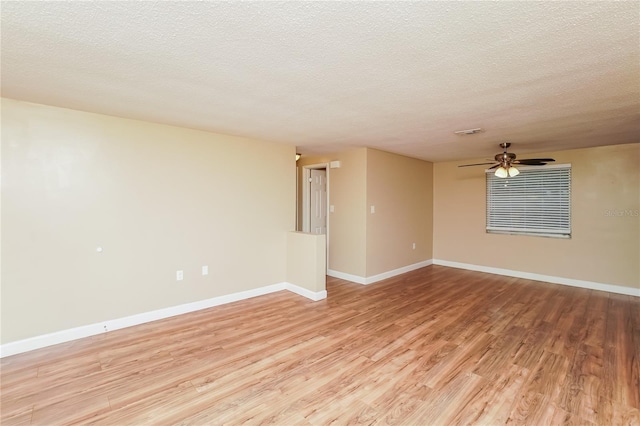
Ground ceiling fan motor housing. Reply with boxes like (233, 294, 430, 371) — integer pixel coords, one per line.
(495, 152, 516, 164)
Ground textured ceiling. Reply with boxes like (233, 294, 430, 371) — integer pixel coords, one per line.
(1, 2, 639, 162)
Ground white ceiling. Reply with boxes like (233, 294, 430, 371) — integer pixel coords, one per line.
(2, 2, 639, 162)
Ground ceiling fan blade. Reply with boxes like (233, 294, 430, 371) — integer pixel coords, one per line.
(458, 162, 496, 167)
(514, 161, 547, 166)
(519, 158, 555, 162)
(488, 164, 500, 170)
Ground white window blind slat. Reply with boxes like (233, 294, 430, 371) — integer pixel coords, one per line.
(486, 165, 571, 237)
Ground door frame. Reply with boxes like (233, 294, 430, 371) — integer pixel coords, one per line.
(302, 163, 330, 268)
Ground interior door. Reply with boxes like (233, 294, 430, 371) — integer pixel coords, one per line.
(309, 169, 327, 234)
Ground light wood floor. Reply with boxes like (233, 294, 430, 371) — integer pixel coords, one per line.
(1, 266, 639, 425)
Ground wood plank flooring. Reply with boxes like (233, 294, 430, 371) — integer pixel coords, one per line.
(1, 265, 639, 425)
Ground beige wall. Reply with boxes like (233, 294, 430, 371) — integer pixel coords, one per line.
(326, 148, 368, 277)
(302, 147, 434, 278)
(286, 232, 326, 293)
(433, 143, 640, 290)
(1, 98, 295, 343)
(366, 149, 433, 276)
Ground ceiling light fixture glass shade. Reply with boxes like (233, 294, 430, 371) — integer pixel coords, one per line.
(507, 166, 520, 177)
(296, 153, 301, 161)
(494, 166, 509, 178)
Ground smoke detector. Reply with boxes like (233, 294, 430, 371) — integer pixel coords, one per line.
(454, 128, 483, 135)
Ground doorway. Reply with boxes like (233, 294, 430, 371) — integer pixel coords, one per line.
(302, 163, 330, 268)
(309, 168, 327, 234)
(302, 164, 328, 234)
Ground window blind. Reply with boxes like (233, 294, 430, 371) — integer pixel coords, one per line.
(486, 165, 571, 237)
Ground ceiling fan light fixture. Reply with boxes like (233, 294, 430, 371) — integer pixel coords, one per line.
(494, 166, 509, 178)
(508, 166, 520, 177)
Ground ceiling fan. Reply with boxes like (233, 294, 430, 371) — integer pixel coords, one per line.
(458, 143, 555, 178)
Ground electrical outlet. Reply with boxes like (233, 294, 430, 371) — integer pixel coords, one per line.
(412, 243, 416, 250)
(370, 205, 376, 214)
(202, 265, 209, 276)
(177, 270, 184, 281)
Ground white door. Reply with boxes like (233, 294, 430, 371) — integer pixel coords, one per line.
(309, 169, 327, 234)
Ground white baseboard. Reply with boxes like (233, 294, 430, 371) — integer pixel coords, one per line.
(5, 259, 634, 358)
(365, 259, 434, 284)
(327, 269, 367, 284)
(284, 283, 327, 301)
(328, 259, 433, 285)
(432, 259, 640, 297)
(0, 282, 326, 358)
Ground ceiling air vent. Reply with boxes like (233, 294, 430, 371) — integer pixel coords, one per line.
(454, 128, 483, 135)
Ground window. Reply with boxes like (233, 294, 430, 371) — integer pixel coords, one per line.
(486, 165, 571, 238)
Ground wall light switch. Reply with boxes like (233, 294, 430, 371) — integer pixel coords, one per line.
(412, 243, 416, 250)
(330, 205, 335, 213)
(177, 270, 184, 281)
(370, 205, 376, 214)
(202, 265, 209, 276)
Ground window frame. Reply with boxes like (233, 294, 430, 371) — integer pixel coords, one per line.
(485, 164, 572, 239)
